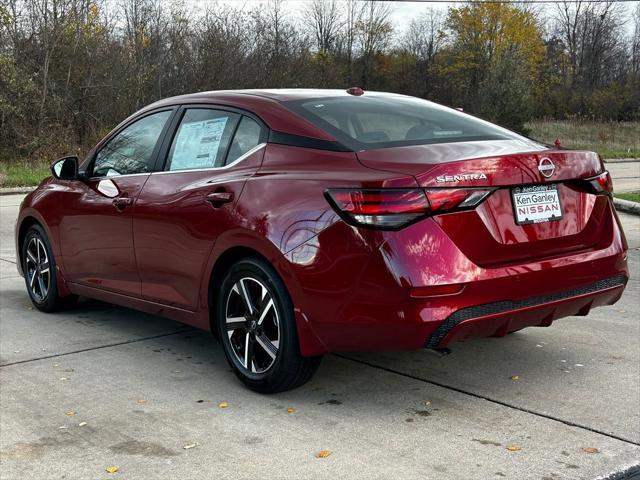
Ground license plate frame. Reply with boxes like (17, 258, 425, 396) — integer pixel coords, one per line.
(511, 184, 563, 225)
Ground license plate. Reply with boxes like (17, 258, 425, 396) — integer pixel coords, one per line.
(511, 184, 563, 225)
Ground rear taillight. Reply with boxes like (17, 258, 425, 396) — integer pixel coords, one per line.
(588, 171, 613, 194)
(325, 188, 494, 229)
(571, 171, 613, 195)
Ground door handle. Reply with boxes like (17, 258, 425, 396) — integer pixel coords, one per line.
(112, 197, 132, 210)
(205, 191, 234, 206)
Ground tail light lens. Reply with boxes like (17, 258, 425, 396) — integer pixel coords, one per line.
(570, 171, 613, 195)
(325, 188, 494, 229)
(588, 171, 613, 194)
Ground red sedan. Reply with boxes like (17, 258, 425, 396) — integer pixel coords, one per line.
(15, 89, 628, 392)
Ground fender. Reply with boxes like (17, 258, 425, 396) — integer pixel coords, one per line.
(16, 204, 74, 298)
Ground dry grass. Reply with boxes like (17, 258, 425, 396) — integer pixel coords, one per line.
(526, 120, 640, 159)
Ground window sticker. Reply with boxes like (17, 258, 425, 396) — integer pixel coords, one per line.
(170, 117, 228, 170)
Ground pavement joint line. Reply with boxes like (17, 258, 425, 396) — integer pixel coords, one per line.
(0, 257, 16, 264)
(0, 328, 195, 367)
(336, 354, 640, 447)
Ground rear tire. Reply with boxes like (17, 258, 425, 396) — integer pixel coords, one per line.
(216, 258, 321, 393)
(22, 224, 77, 312)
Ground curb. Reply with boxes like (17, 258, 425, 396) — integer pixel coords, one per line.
(604, 158, 639, 164)
(0, 187, 36, 196)
(613, 197, 640, 216)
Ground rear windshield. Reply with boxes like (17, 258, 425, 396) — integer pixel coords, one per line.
(284, 95, 525, 150)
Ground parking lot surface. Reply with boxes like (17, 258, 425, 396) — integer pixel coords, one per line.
(1, 193, 639, 480)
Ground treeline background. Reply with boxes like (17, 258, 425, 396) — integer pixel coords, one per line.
(1, 0, 639, 163)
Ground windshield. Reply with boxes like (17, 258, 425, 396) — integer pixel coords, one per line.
(284, 95, 527, 150)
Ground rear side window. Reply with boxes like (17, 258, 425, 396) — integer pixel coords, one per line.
(284, 96, 525, 150)
(166, 109, 239, 171)
(226, 116, 263, 165)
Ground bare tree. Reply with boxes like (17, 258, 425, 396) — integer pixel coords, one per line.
(302, 0, 342, 54)
(356, 0, 392, 87)
(554, 0, 626, 88)
(340, 0, 363, 85)
(632, 3, 640, 75)
(403, 8, 444, 62)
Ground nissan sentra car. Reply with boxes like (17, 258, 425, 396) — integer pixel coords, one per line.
(15, 88, 629, 392)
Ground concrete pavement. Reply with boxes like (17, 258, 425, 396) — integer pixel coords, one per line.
(607, 160, 640, 193)
(0, 193, 639, 480)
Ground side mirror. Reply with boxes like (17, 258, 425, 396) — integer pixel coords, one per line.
(51, 156, 81, 181)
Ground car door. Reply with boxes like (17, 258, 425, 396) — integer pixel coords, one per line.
(59, 109, 175, 296)
(133, 106, 267, 310)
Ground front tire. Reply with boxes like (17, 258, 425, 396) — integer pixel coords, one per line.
(22, 224, 76, 312)
(216, 258, 321, 393)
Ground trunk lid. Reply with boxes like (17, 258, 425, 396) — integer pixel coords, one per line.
(357, 141, 610, 267)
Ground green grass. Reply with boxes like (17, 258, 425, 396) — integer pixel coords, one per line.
(614, 191, 640, 203)
(0, 161, 50, 188)
(525, 120, 640, 159)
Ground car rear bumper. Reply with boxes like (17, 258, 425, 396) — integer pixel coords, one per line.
(303, 246, 628, 353)
(288, 213, 627, 354)
(426, 273, 626, 348)
(284, 197, 628, 355)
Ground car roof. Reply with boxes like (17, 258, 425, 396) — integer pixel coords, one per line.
(151, 88, 394, 104)
(136, 89, 399, 142)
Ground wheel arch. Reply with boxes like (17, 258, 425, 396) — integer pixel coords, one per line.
(17, 216, 41, 259)
(204, 240, 327, 357)
(207, 245, 271, 336)
(15, 212, 73, 297)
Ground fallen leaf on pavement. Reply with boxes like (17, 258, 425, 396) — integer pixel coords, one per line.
(582, 447, 599, 454)
(510, 375, 520, 381)
(137, 399, 147, 405)
(64, 411, 76, 416)
(315, 450, 332, 458)
(218, 401, 229, 409)
(78, 422, 87, 427)
(506, 446, 521, 452)
(287, 407, 296, 414)
(105, 466, 119, 474)
(183, 443, 197, 450)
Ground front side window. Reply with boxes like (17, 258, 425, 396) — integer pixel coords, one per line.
(93, 110, 171, 177)
(166, 109, 239, 171)
(284, 95, 529, 150)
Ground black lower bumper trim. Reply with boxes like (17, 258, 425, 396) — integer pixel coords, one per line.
(425, 274, 627, 348)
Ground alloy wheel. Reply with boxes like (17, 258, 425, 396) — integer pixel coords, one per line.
(225, 277, 280, 374)
(25, 237, 50, 303)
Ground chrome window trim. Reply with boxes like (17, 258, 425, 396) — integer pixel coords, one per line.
(151, 143, 266, 176)
(87, 172, 151, 181)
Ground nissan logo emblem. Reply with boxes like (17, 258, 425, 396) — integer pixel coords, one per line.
(538, 157, 556, 178)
